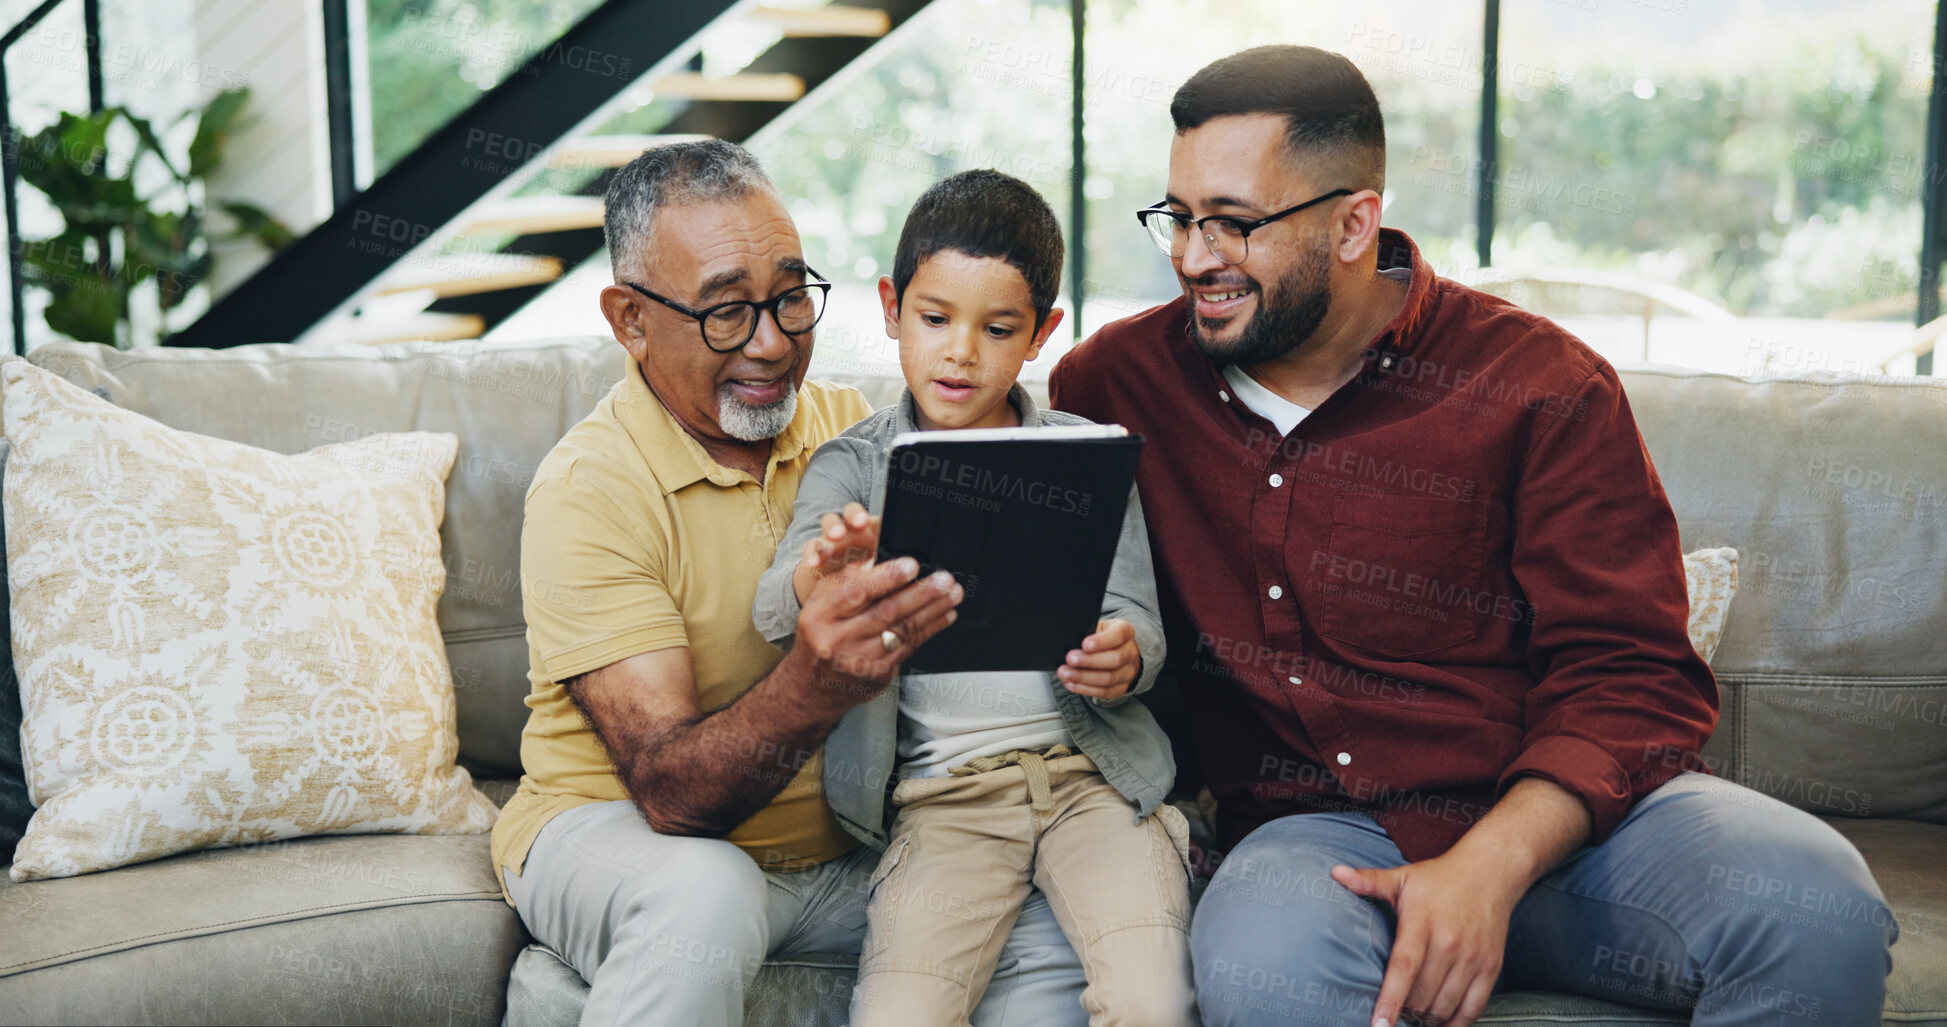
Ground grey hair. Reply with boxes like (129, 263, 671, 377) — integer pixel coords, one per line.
(603, 139, 775, 277)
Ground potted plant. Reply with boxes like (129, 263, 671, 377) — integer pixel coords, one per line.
(15, 87, 292, 348)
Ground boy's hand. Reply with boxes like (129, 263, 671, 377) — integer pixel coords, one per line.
(792, 502, 881, 603)
(1057, 618, 1140, 699)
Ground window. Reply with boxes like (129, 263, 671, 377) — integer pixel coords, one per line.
(1495, 0, 1934, 374)
(363, 0, 607, 176)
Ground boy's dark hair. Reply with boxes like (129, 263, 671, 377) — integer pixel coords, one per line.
(891, 169, 1064, 326)
(1171, 46, 1386, 192)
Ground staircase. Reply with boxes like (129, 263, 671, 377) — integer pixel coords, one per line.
(166, 0, 934, 350)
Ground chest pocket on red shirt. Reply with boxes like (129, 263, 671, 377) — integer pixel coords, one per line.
(1312, 493, 1488, 659)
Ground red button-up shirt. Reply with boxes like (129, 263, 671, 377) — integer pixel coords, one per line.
(1049, 229, 1716, 861)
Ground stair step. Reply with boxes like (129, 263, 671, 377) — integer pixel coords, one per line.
(547, 134, 715, 169)
(651, 71, 806, 102)
(455, 196, 606, 238)
(374, 253, 565, 298)
(352, 312, 486, 346)
(747, 4, 890, 37)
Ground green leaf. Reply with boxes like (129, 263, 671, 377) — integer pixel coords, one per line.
(123, 214, 179, 281)
(121, 109, 184, 182)
(21, 230, 100, 287)
(15, 112, 112, 206)
(42, 276, 124, 346)
(188, 88, 252, 178)
(155, 250, 213, 314)
(217, 200, 295, 251)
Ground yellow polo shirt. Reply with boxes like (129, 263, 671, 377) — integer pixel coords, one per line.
(491, 360, 870, 898)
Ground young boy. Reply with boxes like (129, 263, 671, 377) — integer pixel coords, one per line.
(752, 170, 1195, 1026)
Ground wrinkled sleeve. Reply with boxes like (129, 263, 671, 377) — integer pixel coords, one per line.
(752, 436, 878, 648)
(1500, 364, 1718, 842)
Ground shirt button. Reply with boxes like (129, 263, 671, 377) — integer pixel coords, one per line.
(1336, 752, 1352, 766)
(1268, 473, 1284, 487)
(1267, 585, 1283, 600)
(1288, 676, 1302, 685)
(1218, 389, 1231, 403)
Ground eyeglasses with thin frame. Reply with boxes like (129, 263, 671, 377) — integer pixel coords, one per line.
(623, 271, 832, 353)
(1135, 188, 1354, 265)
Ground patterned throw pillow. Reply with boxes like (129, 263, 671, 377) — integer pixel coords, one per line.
(1683, 547, 1739, 664)
(4, 363, 496, 881)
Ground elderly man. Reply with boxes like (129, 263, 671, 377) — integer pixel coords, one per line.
(1051, 47, 1896, 1027)
(491, 140, 1085, 1026)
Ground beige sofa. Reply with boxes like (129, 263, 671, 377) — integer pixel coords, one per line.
(0, 336, 1939, 1025)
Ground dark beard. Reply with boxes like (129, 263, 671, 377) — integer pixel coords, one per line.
(1187, 245, 1331, 366)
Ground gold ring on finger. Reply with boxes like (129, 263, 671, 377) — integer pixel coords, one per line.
(881, 629, 902, 652)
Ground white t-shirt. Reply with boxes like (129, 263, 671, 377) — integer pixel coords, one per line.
(1223, 267, 1411, 435)
(1222, 363, 1311, 436)
(896, 672, 1070, 778)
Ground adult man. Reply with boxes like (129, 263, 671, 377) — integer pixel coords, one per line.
(492, 140, 1086, 1025)
(1051, 47, 1895, 1027)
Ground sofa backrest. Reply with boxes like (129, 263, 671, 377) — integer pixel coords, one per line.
(1619, 364, 1947, 824)
(5, 342, 1939, 826)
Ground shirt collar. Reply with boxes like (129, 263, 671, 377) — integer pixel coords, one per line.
(1364, 228, 1437, 367)
(893, 381, 1040, 433)
(615, 360, 812, 496)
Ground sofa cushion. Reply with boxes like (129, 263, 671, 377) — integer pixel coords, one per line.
(24, 338, 628, 778)
(507, 942, 862, 1027)
(0, 833, 523, 1024)
(1619, 365, 1947, 825)
(1827, 818, 1947, 1025)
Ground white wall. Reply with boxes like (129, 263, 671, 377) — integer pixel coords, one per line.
(194, 0, 335, 299)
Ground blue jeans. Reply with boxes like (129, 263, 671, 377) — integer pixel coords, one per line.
(1190, 774, 1896, 1025)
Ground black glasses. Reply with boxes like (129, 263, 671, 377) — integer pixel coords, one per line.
(1136, 189, 1353, 265)
(623, 272, 831, 353)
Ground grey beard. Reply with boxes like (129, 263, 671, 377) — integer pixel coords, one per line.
(1189, 245, 1332, 367)
(716, 381, 799, 442)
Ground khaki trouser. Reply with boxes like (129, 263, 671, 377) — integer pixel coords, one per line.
(852, 749, 1197, 1027)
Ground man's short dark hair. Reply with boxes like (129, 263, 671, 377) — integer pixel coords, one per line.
(604, 139, 773, 277)
(891, 169, 1064, 326)
(1170, 46, 1386, 192)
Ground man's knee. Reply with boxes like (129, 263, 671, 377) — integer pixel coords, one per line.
(609, 838, 773, 989)
(624, 836, 770, 926)
(1648, 779, 1896, 974)
(1191, 826, 1387, 1020)
(1706, 822, 1893, 956)
(1195, 827, 1376, 946)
